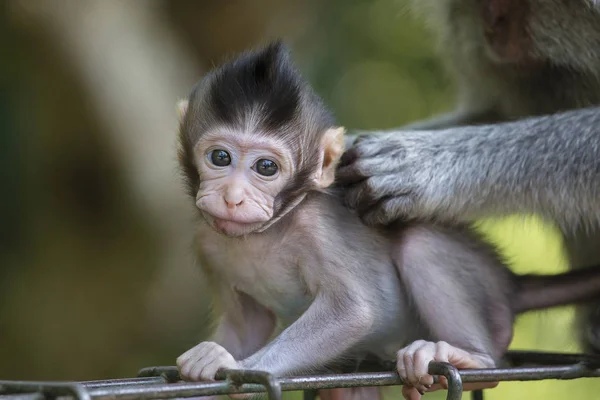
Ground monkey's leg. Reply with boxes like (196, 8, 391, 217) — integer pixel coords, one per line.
(391, 225, 513, 399)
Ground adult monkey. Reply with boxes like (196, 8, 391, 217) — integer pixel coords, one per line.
(338, 0, 600, 353)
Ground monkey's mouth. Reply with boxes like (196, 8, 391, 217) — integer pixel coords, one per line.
(201, 212, 265, 237)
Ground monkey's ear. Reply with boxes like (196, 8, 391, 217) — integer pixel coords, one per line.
(314, 127, 346, 189)
(177, 99, 189, 122)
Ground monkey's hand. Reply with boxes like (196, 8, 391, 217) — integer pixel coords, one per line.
(396, 340, 498, 400)
(177, 341, 240, 382)
(337, 131, 453, 226)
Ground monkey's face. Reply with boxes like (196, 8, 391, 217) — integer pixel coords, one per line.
(193, 129, 295, 237)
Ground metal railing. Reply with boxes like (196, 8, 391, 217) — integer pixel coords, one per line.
(2, 351, 600, 400)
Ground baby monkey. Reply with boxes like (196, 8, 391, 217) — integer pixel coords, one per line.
(175, 42, 600, 400)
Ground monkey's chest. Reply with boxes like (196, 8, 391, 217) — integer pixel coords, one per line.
(232, 263, 312, 324)
(198, 234, 313, 323)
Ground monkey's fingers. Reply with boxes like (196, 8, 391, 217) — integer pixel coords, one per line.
(339, 147, 360, 168)
(401, 385, 424, 400)
(338, 133, 377, 167)
(398, 340, 435, 393)
(398, 340, 498, 397)
(337, 151, 408, 186)
(402, 382, 452, 400)
(339, 131, 403, 168)
(187, 351, 220, 381)
(177, 342, 238, 382)
(177, 345, 209, 381)
(178, 343, 208, 380)
(360, 195, 416, 226)
(352, 176, 414, 213)
(335, 165, 368, 186)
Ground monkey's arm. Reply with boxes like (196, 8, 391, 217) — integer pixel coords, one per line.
(213, 290, 277, 359)
(238, 289, 373, 376)
(177, 287, 276, 381)
(338, 106, 600, 230)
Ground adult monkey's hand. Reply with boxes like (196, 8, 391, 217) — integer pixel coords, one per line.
(337, 107, 600, 230)
(337, 129, 461, 226)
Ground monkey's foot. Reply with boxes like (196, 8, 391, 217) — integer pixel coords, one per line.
(177, 341, 239, 382)
(396, 340, 497, 400)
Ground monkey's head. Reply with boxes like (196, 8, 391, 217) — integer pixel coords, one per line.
(177, 41, 346, 237)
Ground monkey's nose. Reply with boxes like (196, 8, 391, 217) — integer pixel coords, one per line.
(224, 197, 244, 209)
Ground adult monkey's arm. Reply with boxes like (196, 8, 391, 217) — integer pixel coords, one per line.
(338, 106, 600, 232)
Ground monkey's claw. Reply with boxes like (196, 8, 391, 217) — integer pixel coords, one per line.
(177, 341, 239, 382)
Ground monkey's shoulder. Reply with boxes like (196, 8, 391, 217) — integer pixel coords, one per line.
(293, 191, 371, 236)
(290, 191, 392, 261)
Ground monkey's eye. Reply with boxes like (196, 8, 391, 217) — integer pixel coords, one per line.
(209, 149, 231, 167)
(254, 159, 278, 177)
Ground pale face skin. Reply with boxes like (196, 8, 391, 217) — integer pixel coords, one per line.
(194, 129, 295, 237)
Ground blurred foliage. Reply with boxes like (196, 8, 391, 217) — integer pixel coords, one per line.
(0, 0, 598, 399)
(294, 0, 453, 130)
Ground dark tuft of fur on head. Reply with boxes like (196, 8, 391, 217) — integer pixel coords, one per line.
(178, 40, 337, 220)
(207, 41, 304, 131)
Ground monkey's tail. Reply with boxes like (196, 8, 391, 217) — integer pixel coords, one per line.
(514, 263, 600, 314)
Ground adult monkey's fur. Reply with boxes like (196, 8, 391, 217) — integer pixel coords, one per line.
(339, 0, 600, 354)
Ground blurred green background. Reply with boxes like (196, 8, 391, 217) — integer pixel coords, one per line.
(1, 0, 598, 399)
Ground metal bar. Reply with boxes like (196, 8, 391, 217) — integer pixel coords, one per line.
(458, 363, 600, 381)
(86, 362, 600, 400)
(0, 381, 91, 400)
(0, 394, 45, 400)
(219, 369, 282, 400)
(89, 372, 402, 400)
(137, 367, 179, 383)
(429, 362, 463, 400)
(2, 351, 600, 400)
(81, 378, 167, 389)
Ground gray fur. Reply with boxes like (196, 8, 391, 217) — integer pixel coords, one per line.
(340, 107, 600, 231)
(339, 0, 600, 353)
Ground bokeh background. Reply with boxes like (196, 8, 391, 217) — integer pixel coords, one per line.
(1, 0, 598, 399)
